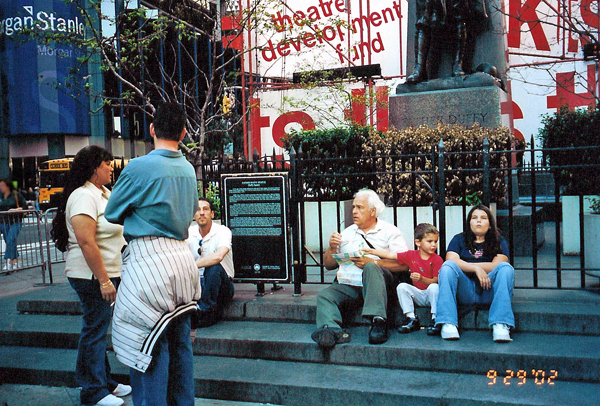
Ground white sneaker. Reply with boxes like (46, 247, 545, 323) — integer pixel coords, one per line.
(94, 394, 124, 406)
(441, 324, 460, 340)
(112, 383, 132, 397)
(492, 323, 513, 343)
(2, 263, 12, 272)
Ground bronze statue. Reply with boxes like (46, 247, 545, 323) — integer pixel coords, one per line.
(407, 0, 488, 84)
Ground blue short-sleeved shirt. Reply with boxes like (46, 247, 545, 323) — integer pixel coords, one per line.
(447, 233, 510, 263)
(105, 149, 199, 241)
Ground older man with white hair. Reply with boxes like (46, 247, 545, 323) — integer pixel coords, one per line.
(312, 189, 409, 348)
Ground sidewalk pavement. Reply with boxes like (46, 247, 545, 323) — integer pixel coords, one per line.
(0, 261, 65, 299)
(0, 384, 272, 406)
(0, 262, 66, 299)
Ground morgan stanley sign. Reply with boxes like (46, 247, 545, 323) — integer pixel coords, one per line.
(0, 0, 90, 136)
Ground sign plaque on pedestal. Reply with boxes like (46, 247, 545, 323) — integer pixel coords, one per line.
(222, 173, 290, 282)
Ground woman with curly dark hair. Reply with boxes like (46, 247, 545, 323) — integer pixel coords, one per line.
(434, 204, 515, 343)
(52, 146, 130, 406)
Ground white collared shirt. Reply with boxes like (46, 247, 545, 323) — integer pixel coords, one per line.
(187, 221, 235, 279)
(65, 181, 126, 279)
(336, 219, 408, 286)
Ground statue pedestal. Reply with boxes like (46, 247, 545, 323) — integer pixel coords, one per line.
(389, 81, 510, 130)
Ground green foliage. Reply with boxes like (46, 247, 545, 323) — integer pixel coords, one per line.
(283, 125, 372, 156)
(538, 107, 600, 195)
(459, 192, 482, 206)
(204, 182, 221, 219)
(364, 123, 515, 206)
(199, 112, 245, 159)
(588, 197, 600, 215)
(282, 123, 515, 205)
(282, 126, 379, 200)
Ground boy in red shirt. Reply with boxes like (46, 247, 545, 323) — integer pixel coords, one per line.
(364, 223, 443, 335)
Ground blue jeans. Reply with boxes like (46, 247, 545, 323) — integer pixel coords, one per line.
(1, 221, 23, 260)
(130, 313, 195, 406)
(436, 260, 515, 328)
(68, 277, 120, 405)
(198, 264, 234, 315)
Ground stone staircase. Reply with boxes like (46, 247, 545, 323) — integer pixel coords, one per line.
(1, 283, 600, 405)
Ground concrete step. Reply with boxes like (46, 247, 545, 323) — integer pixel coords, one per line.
(195, 321, 600, 383)
(0, 384, 273, 406)
(0, 346, 598, 406)
(0, 313, 81, 349)
(15, 283, 600, 336)
(1, 313, 599, 383)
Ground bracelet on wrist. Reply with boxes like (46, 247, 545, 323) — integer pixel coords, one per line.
(100, 280, 113, 288)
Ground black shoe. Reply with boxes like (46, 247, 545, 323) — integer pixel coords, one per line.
(427, 319, 441, 336)
(311, 326, 337, 349)
(335, 328, 351, 344)
(369, 316, 388, 345)
(192, 309, 217, 329)
(398, 316, 420, 334)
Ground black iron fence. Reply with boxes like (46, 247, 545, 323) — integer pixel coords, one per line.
(200, 141, 600, 293)
(3, 142, 599, 291)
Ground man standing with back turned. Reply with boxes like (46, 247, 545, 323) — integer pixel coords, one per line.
(105, 102, 200, 406)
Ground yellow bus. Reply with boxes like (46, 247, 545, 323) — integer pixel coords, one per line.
(38, 157, 128, 209)
(38, 158, 73, 209)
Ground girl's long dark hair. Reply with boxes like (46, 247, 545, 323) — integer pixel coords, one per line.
(51, 146, 113, 252)
(463, 204, 502, 259)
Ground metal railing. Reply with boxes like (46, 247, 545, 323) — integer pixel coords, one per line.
(0, 209, 48, 280)
(200, 142, 600, 293)
(42, 208, 66, 283)
(6, 142, 597, 291)
(0, 208, 67, 283)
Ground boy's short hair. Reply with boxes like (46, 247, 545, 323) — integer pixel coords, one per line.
(153, 102, 186, 141)
(414, 223, 439, 240)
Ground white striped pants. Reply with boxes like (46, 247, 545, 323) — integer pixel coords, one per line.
(111, 236, 201, 372)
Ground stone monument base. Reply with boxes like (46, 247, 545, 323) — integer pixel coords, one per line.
(396, 72, 504, 94)
(389, 78, 510, 130)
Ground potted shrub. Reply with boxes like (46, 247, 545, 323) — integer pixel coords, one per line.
(562, 195, 598, 255)
(584, 197, 600, 275)
(367, 123, 510, 246)
(283, 126, 377, 251)
(538, 107, 600, 255)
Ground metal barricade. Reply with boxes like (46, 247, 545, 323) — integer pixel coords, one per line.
(0, 209, 48, 280)
(42, 208, 66, 283)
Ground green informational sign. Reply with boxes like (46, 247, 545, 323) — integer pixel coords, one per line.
(222, 173, 290, 282)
